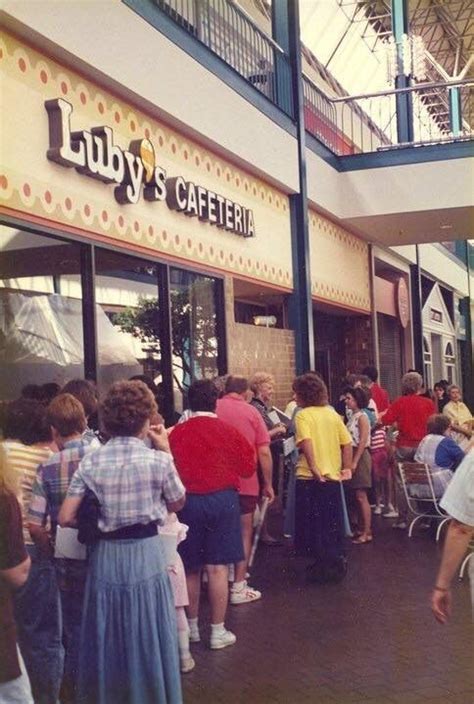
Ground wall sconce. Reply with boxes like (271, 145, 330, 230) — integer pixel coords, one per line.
(253, 315, 277, 327)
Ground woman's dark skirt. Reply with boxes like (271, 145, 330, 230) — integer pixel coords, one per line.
(295, 479, 347, 583)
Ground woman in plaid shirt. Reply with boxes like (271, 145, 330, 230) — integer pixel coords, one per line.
(59, 381, 186, 704)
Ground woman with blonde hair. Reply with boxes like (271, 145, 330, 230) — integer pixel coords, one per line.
(249, 372, 286, 545)
(249, 372, 286, 440)
(443, 385, 473, 449)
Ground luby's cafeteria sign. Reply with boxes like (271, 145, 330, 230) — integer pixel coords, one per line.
(45, 99, 255, 238)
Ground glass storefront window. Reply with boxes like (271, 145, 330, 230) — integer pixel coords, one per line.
(0, 225, 84, 400)
(94, 248, 163, 398)
(169, 268, 220, 414)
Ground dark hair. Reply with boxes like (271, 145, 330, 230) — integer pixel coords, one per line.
(188, 380, 218, 412)
(62, 379, 98, 419)
(101, 381, 157, 437)
(434, 379, 449, 391)
(292, 373, 328, 407)
(225, 375, 249, 395)
(361, 366, 378, 383)
(345, 386, 369, 410)
(339, 384, 353, 397)
(47, 393, 87, 437)
(41, 383, 61, 404)
(21, 384, 44, 401)
(3, 398, 51, 444)
(427, 414, 451, 435)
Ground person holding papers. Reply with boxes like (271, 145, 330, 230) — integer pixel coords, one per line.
(28, 393, 98, 704)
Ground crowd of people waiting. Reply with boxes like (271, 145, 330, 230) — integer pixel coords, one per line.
(0, 366, 472, 704)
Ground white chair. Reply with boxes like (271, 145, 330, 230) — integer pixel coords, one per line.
(398, 461, 450, 540)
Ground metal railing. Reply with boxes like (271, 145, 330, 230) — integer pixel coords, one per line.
(303, 76, 474, 155)
(155, 0, 293, 117)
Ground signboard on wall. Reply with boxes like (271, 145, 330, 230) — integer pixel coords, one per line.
(396, 277, 409, 329)
(45, 98, 255, 238)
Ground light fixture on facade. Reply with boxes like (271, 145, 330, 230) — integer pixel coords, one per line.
(253, 315, 277, 327)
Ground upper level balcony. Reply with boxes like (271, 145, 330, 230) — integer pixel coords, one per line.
(146, 0, 474, 246)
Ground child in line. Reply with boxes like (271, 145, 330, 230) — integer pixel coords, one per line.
(159, 513, 195, 674)
(371, 425, 397, 517)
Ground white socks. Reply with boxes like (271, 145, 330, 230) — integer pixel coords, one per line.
(178, 630, 191, 660)
(211, 622, 226, 636)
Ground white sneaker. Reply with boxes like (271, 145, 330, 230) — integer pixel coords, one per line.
(392, 520, 407, 530)
(373, 505, 382, 515)
(230, 582, 262, 605)
(188, 627, 201, 643)
(210, 628, 236, 650)
(383, 508, 399, 518)
(180, 656, 195, 673)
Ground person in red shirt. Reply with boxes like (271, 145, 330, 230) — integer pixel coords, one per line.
(361, 366, 390, 413)
(216, 376, 274, 605)
(380, 371, 436, 529)
(169, 379, 255, 650)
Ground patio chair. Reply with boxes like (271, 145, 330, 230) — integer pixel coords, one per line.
(398, 461, 450, 540)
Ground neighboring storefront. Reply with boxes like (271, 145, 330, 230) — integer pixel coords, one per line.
(373, 251, 412, 401)
(309, 211, 372, 401)
(421, 281, 457, 388)
(0, 32, 294, 417)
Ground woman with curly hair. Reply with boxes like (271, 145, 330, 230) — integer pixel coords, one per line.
(59, 381, 186, 704)
(292, 373, 352, 583)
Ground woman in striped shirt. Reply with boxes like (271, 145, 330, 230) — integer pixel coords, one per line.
(2, 398, 63, 704)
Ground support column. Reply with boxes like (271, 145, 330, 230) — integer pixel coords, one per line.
(409, 246, 423, 375)
(80, 244, 98, 382)
(459, 240, 473, 409)
(448, 87, 462, 136)
(459, 295, 473, 410)
(391, 0, 414, 144)
(157, 263, 175, 426)
(273, 0, 314, 373)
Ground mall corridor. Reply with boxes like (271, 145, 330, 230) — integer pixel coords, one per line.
(182, 517, 473, 704)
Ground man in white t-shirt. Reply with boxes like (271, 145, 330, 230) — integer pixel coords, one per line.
(431, 453, 474, 623)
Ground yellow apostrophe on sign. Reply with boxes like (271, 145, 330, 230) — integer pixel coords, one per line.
(140, 139, 155, 183)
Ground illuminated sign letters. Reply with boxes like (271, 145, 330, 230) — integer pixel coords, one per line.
(45, 98, 255, 238)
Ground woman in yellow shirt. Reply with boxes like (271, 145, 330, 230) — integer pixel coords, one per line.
(293, 373, 352, 584)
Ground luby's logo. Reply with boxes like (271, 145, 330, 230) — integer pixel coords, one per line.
(45, 99, 255, 238)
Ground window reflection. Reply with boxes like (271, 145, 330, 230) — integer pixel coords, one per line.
(94, 249, 162, 396)
(169, 268, 219, 413)
(0, 225, 84, 400)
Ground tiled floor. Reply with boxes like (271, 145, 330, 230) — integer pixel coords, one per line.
(182, 515, 473, 703)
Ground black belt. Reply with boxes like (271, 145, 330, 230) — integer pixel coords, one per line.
(99, 523, 158, 541)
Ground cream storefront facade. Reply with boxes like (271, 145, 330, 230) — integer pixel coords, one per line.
(309, 210, 372, 399)
(1, 31, 374, 412)
(0, 32, 296, 415)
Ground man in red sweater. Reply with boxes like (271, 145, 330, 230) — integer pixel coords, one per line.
(381, 371, 436, 529)
(169, 380, 255, 650)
